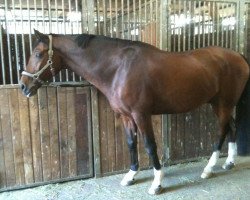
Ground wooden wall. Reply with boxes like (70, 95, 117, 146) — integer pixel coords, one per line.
(0, 86, 92, 191)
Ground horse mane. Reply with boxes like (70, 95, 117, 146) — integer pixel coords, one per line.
(74, 34, 157, 49)
(75, 34, 96, 48)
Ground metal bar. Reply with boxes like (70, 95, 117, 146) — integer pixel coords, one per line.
(212, 1, 215, 46)
(193, 0, 196, 49)
(115, 0, 118, 38)
(139, 0, 142, 41)
(4, 0, 13, 83)
(202, 1, 205, 47)
(121, 0, 124, 39)
(198, 1, 201, 48)
(110, 0, 113, 37)
(182, 0, 186, 51)
(238, 0, 245, 53)
(188, 0, 191, 50)
(150, 0, 153, 44)
(97, 0, 100, 34)
(144, 0, 147, 43)
(12, 0, 20, 82)
(0, 24, 6, 85)
(177, 0, 181, 51)
(133, 0, 136, 41)
(127, 0, 130, 39)
(103, 0, 107, 36)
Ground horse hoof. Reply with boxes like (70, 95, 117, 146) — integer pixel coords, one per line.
(222, 162, 235, 170)
(148, 185, 162, 195)
(120, 179, 135, 186)
(201, 171, 213, 179)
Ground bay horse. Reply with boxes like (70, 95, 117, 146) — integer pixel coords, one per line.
(20, 30, 250, 195)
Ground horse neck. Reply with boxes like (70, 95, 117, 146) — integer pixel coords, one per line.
(53, 36, 116, 96)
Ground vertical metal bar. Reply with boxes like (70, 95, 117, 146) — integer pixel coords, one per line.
(197, 1, 201, 49)
(0, 24, 6, 84)
(4, 0, 13, 83)
(177, 0, 181, 52)
(127, 0, 130, 39)
(221, 3, 224, 47)
(133, 0, 136, 41)
(173, 0, 176, 51)
(182, 0, 186, 51)
(193, 0, 196, 49)
(207, 2, 211, 46)
(144, 0, 147, 43)
(202, 1, 205, 47)
(188, 0, 191, 50)
(138, 0, 142, 41)
(121, 0, 124, 39)
(155, 0, 159, 47)
(150, 0, 153, 44)
(115, 0, 118, 38)
(238, 0, 245, 53)
(212, 1, 215, 46)
(103, 0, 107, 36)
(96, 0, 100, 35)
(216, 2, 220, 46)
(160, 0, 168, 51)
(109, 0, 113, 37)
(12, 0, 20, 82)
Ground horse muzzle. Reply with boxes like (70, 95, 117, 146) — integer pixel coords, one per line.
(19, 79, 40, 97)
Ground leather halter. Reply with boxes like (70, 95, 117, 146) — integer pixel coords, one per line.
(21, 35, 55, 84)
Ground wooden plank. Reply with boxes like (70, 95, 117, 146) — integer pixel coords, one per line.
(38, 87, 51, 181)
(0, 89, 7, 188)
(99, 93, 109, 174)
(75, 87, 90, 175)
(9, 88, 25, 185)
(18, 90, 34, 184)
(66, 87, 77, 177)
(114, 116, 124, 171)
(47, 87, 60, 179)
(91, 87, 101, 177)
(57, 87, 69, 178)
(0, 88, 16, 187)
(106, 102, 115, 172)
(184, 109, 200, 159)
(199, 105, 208, 157)
(29, 93, 43, 182)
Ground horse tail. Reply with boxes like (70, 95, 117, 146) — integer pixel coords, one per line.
(235, 55, 250, 155)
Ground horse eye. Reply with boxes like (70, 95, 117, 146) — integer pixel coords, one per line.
(35, 52, 42, 58)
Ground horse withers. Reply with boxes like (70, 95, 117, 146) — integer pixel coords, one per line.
(20, 30, 250, 195)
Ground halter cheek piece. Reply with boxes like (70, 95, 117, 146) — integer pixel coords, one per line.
(21, 35, 55, 84)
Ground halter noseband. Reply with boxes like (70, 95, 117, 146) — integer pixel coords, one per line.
(22, 35, 55, 84)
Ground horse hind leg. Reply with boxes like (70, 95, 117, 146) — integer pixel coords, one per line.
(222, 117, 237, 170)
(120, 117, 140, 186)
(201, 106, 233, 179)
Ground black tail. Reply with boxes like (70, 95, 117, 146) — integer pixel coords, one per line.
(236, 57, 250, 155)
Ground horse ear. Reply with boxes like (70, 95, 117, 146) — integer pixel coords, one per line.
(34, 29, 49, 44)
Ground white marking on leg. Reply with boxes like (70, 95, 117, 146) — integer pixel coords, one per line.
(120, 169, 139, 186)
(222, 142, 237, 169)
(201, 151, 220, 179)
(148, 168, 163, 195)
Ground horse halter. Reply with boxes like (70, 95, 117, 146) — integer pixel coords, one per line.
(21, 35, 55, 84)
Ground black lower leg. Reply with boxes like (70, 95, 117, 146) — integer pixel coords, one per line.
(143, 136, 161, 170)
(126, 128, 139, 171)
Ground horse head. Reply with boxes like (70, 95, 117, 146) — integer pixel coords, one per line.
(20, 30, 63, 97)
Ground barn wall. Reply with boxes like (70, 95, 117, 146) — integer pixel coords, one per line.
(0, 86, 93, 191)
(0, 0, 250, 191)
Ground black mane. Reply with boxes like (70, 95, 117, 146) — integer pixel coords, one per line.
(74, 34, 156, 49)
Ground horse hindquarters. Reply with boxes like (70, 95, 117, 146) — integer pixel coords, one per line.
(201, 55, 250, 178)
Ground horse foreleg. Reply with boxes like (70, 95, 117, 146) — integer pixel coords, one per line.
(133, 113, 163, 195)
(222, 117, 237, 170)
(121, 118, 139, 186)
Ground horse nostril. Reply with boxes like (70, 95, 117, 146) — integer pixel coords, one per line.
(20, 83, 26, 91)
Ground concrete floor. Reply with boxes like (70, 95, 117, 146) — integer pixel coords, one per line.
(0, 156, 250, 200)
